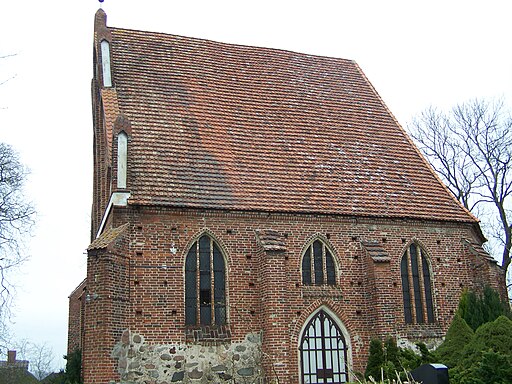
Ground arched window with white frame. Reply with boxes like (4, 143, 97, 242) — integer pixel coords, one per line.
(299, 309, 350, 383)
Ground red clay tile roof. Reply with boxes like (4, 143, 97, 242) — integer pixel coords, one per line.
(101, 22, 476, 223)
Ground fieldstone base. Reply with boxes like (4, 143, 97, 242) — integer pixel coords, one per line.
(112, 330, 263, 383)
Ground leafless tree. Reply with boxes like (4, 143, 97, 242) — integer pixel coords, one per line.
(14, 339, 56, 380)
(409, 98, 512, 275)
(0, 143, 35, 326)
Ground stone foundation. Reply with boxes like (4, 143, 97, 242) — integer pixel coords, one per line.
(112, 330, 263, 383)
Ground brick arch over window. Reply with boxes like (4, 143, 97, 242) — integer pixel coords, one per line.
(184, 233, 227, 326)
(400, 242, 435, 324)
(301, 237, 337, 285)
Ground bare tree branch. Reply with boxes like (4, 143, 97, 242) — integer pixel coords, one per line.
(0, 143, 35, 338)
(408, 98, 512, 274)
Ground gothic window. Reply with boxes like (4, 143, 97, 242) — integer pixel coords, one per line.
(117, 131, 127, 189)
(401, 243, 435, 324)
(302, 240, 336, 285)
(100, 40, 112, 87)
(300, 310, 349, 383)
(185, 235, 226, 326)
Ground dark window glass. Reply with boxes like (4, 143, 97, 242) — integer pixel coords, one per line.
(401, 253, 413, 324)
(185, 235, 227, 326)
(185, 243, 197, 325)
(313, 241, 324, 285)
(326, 250, 335, 285)
(302, 240, 336, 286)
(213, 243, 226, 325)
(422, 251, 435, 323)
(302, 251, 312, 285)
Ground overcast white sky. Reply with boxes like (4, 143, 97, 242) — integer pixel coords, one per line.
(0, 0, 510, 372)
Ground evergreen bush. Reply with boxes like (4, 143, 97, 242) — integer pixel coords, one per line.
(434, 313, 474, 368)
(457, 286, 510, 331)
(365, 339, 384, 380)
(452, 315, 512, 384)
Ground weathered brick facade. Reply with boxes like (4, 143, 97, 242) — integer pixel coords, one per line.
(68, 9, 507, 384)
(67, 279, 86, 355)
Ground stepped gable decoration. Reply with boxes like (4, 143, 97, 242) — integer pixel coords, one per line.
(97, 9, 476, 224)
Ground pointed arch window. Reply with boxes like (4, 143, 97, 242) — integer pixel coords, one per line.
(401, 243, 435, 324)
(100, 40, 112, 87)
(117, 131, 127, 189)
(185, 235, 226, 326)
(300, 310, 349, 383)
(302, 240, 336, 285)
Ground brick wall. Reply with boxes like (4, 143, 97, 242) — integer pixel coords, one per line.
(67, 279, 86, 355)
(78, 204, 505, 384)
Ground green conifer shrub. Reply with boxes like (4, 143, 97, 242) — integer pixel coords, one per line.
(457, 286, 510, 331)
(434, 313, 474, 368)
(452, 316, 512, 384)
(365, 339, 384, 380)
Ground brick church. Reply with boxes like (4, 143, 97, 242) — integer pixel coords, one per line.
(67, 9, 506, 384)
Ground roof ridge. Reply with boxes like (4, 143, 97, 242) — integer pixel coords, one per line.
(109, 26, 357, 64)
